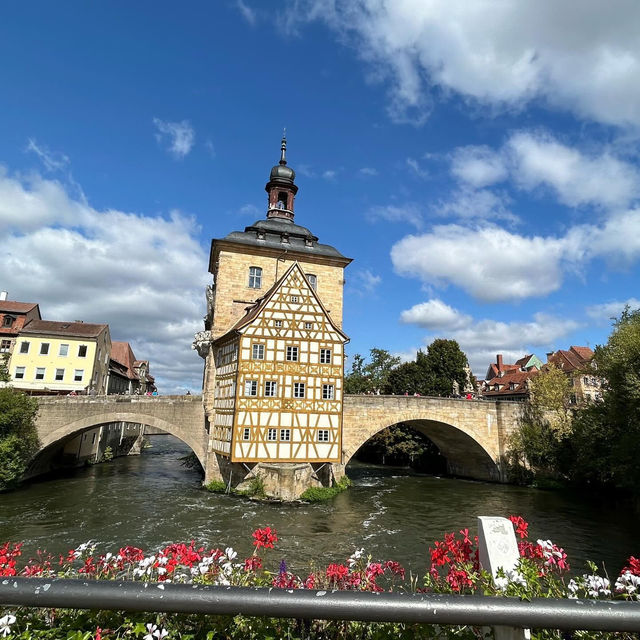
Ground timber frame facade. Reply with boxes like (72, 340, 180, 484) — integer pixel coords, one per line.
(210, 262, 348, 463)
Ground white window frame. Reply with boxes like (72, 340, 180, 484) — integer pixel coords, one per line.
(322, 384, 335, 400)
(14, 366, 25, 380)
(0, 339, 10, 353)
(267, 428, 277, 441)
(19, 341, 30, 354)
(39, 343, 50, 355)
(244, 380, 258, 396)
(290, 295, 298, 303)
(264, 381, 277, 397)
(78, 345, 87, 358)
(55, 368, 65, 381)
(59, 343, 69, 357)
(317, 430, 329, 442)
(280, 429, 291, 441)
(304, 322, 312, 329)
(293, 382, 305, 398)
(248, 266, 262, 289)
(74, 369, 84, 382)
(320, 349, 331, 364)
(252, 343, 265, 360)
(35, 367, 46, 380)
(274, 320, 283, 328)
(306, 274, 317, 290)
(243, 428, 251, 440)
(286, 346, 298, 362)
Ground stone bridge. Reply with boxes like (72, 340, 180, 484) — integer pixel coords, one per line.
(33, 394, 523, 483)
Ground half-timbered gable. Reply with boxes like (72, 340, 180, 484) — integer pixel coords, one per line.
(212, 261, 348, 463)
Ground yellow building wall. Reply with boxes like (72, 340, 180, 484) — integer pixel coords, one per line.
(211, 247, 346, 339)
(10, 331, 111, 393)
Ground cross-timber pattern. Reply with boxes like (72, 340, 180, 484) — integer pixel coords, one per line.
(33, 394, 523, 482)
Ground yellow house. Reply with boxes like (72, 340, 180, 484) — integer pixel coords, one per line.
(10, 320, 111, 394)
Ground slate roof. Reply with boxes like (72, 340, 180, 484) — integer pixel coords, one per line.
(212, 217, 351, 266)
(21, 320, 107, 338)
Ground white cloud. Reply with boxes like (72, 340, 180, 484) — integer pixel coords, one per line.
(359, 167, 378, 176)
(450, 145, 507, 188)
(26, 139, 70, 173)
(586, 298, 640, 323)
(400, 299, 471, 330)
(0, 165, 208, 393)
(435, 187, 517, 223)
(391, 224, 566, 302)
(238, 203, 260, 217)
(236, 0, 257, 25)
(349, 269, 381, 295)
(322, 169, 337, 180)
(406, 157, 429, 179)
(285, 0, 640, 128)
(153, 118, 195, 159)
(450, 133, 640, 211)
(367, 203, 423, 229)
(507, 131, 640, 209)
(401, 301, 579, 376)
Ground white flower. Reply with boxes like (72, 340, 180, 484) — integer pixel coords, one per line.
(348, 548, 365, 567)
(73, 541, 95, 559)
(0, 614, 16, 637)
(224, 547, 237, 561)
(494, 568, 527, 591)
(584, 574, 611, 598)
(615, 571, 640, 596)
(153, 628, 168, 639)
(143, 623, 158, 640)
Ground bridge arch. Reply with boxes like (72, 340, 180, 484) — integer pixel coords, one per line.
(342, 396, 511, 482)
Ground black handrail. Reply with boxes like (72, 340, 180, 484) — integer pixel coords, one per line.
(1, 578, 639, 632)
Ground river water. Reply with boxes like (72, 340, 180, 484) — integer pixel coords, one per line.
(1, 435, 638, 577)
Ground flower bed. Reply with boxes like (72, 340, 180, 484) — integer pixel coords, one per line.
(1, 517, 639, 639)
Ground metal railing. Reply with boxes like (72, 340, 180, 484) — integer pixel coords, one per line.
(1, 578, 640, 632)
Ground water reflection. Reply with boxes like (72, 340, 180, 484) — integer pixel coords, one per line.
(1, 435, 638, 576)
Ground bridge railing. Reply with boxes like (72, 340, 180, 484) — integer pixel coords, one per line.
(1, 578, 639, 633)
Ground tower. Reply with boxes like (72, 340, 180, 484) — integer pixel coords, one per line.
(194, 136, 352, 498)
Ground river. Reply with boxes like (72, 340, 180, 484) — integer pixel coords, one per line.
(1, 435, 638, 577)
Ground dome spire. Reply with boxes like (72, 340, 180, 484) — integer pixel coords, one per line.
(280, 128, 287, 165)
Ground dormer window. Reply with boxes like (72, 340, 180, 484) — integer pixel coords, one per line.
(305, 238, 313, 247)
(256, 231, 265, 240)
(509, 382, 516, 391)
(306, 274, 317, 290)
(2, 315, 14, 327)
(281, 233, 290, 244)
(248, 266, 262, 289)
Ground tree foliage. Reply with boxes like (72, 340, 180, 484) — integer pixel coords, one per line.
(0, 387, 40, 491)
(344, 349, 400, 394)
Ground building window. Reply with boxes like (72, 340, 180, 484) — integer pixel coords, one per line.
(0, 339, 10, 353)
(267, 428, 277, 441)
(74, 369, 84, 382)
(280, 429, 291, 441)
(286, 346, 298, 362)
(20, 341, 30, 354)
(35, 367, 45, 380)
(294, 382, 305, 398)
(320, 349, 332, 364)
(78, 345, 87, 357)
(290, 295, 298, 303)
(59, 343, 69, 357)
(318, 430, 329, 442)
(244, 380, 258, 396)
(243, 428, 251, 440)
(265, 381, 277, 397)
(248, 266, 262, 289)
(2, 316, 14, 327)
(40, 343, 50, 355)
(55, 368, 65, 381)
(304, 322, 312, 329)
(322, 384, 335, 399)
(306, 274, 317, 290)
(274, 319, 283, 327)
(252, 344, 265, 360)
(509, 382, 516, 391)
(277, 191, 288, 209)
(14, 367, 25, 380)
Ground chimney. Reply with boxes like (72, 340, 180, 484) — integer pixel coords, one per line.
(497, 354, 503, 370)
(0, 291, 7, 301)
(546, 351, 554, 362)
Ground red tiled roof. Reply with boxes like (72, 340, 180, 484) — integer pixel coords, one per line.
(570, 346, 594, 361)
(21, 319, 107, 338)
(0, 301, 39, 314)
(111, 341, 138, 379)
(483, 369, 538, 397)
(547, 346, 593, 372)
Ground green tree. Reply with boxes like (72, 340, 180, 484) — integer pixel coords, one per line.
(569, 307, 640, 491)
(529, 364, 572, 437)
(344, 349, 400, 394)
(0, 354, 10, 383)
(419, 340, 469, 397)
(0, 370, 40, 490)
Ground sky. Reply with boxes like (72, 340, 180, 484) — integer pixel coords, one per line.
(2, 1, 640, 393)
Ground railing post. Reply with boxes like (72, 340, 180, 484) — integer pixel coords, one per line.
(477, 516, 529, 640)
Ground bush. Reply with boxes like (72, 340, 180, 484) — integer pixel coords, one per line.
(301, 476, 351, 502)
(205, 479, 227, 493)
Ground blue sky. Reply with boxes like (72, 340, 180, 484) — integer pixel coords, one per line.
(2, 1, 640, 392)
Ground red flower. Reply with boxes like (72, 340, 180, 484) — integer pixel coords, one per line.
(326, 563, 349, 583)
(244, 556, 262, 572)
(252, 527, 278, 550)
(509, 515, 529, 539)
